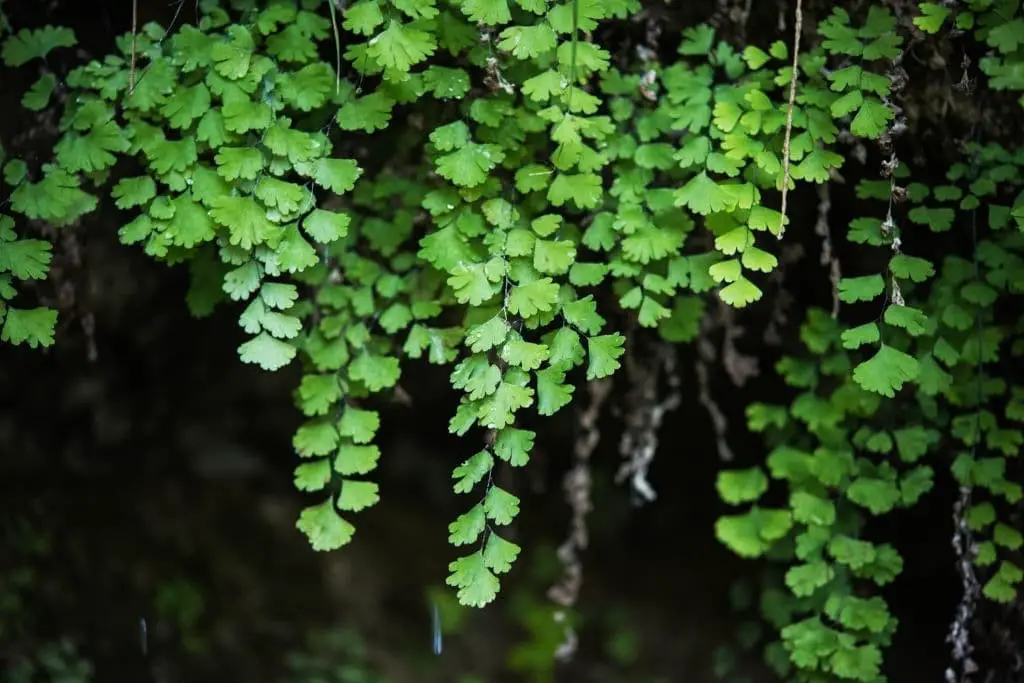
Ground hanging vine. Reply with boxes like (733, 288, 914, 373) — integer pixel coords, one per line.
(2, 0, 1023, 678)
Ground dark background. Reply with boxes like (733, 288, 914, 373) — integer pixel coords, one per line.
(1, 0, 1012, 681)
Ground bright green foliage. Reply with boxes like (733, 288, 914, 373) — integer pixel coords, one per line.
(4, 1, 1024, 680)
(0, 24, 81, 348)
(1, 25, 75, 66)
(721, 136, 1024, 680)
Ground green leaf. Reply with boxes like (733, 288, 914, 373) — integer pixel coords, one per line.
(453, 358, 500, 401)
(238, 332, 296, 370)
(2, 26, 76, 66)
(337, 480, 380, 512)
(477, 376, 533, 429)
(294, 420, 339, 458)
(719, 276, 761, 307)
(483, 486, 520, 524)
(908, 206, 955, 232)
(586, 333, 625, 380)
(715, 227, 753, 255)
(298, 374, 342, 416)
(828, 535, 881, 571)
(437, 143, 504, 187)
(536, 365, 574, 416)
(893, 426, 937, 463)
(3, 160, 27, 186)
(453, 449, 494, 493)
(850, 98, 894, 139)
(223, 261, 261, 301)
(830, 89, 864, 118)
(982, 565, 1021, 603)
(338, 407, 380, 444)
(743, 45, 771, 69)
(717, 467, 769, 505)
(466, 316, 510, 353)
(162, 82, 211, 128)
(255, 177, 309, 215)
(862, 31, 902, 60)
(562, 295, 605, 336)
(267, 25, 318, 62)
(210, 196, 283, 250)
(533, 238, 576, 275)
(838, 274, 885, 303)
(741, 247, 778, 272)
(994, 523, 1023, 551)
(449, 503, 486, 545)
(988, 19, 1024, 53)
(447, 550, 500, 607)
(716, 508, 793, 558)
(303, 209, 351, 243)
(222, 98, 273, 134)
(493, 427, 533, 466)
(297, 498, 354, 551)
(675, 137, 711, 169)
(214, 147, 264, 183)
(547, 326, 584, 367)
(0, 239, 52, 280)
(883, 304, 930, 336)
(961, 281, 998, 307)
(658, 297, 704, 343)
(786, 561, 833, 597)
(21, 73, 58, 111)
(548, 173, 603, 210)
(367, 20, 436, 72)
(1, 306, 57, 347)
(349, 353, 400, 391)
(344, 1, 385, 35)
(313, 158, 362, 194)
(498, 24, 556, 59)
(294, 459, 331, 492)
(679, 24, 715, 55)
(111, 176, 157, 209)
(449, 263, 501, 306)
(889, 254, 935, 282)
(841, 322, 880, 350)
(790, 491, 837, 526)
(272, 226, 317, 274)
(913, 3, 951, 33)
(507, 278, 559, 318)
(847, 475, 901, 515)
(500, 336, 549, 370)
(55, 121, 129, 173)
(337, 92, 395, 133)
(459, 0, 511, 23)
(852, 344, 919, 397)
(675, 172, 736, 215)
(830, 643, 882, 680)
(483, 532, 520, 573)
(900, 465, 934, 505)
(793, 149, 844, 183)
(210, 25, 255, 78)
(335, 444, 381, 475)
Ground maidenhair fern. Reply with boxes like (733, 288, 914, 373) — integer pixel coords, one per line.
(2, 0, 1023, 679)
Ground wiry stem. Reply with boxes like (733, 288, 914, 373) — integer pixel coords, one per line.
(129, 0, 138, 93)
(778, 0, 803, 235)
